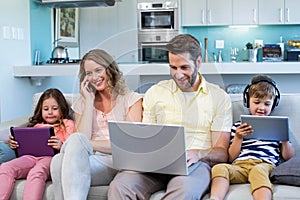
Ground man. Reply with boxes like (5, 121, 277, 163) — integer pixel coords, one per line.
(108, 34, 233, 199)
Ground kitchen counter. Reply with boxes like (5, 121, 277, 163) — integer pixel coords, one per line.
(12, 62, 300, 93)
(13, 62, 300, 77)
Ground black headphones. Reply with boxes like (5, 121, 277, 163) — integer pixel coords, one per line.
(243, 76, 280, 111)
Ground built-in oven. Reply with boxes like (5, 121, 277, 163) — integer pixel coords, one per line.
(137, 1, 179, 62)
(138, 31, 178, 63)
(141, 42, 168, 63)
(138, 1, 178, 32)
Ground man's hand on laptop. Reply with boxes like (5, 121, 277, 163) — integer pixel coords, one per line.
(186, 149, 200, 167)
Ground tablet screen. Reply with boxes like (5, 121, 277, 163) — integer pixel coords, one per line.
(240, 115, 289, 141)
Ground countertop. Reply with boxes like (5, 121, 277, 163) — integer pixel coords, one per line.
(13, 62, 300, 77)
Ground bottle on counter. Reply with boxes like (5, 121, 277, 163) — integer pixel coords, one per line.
(204, 38, 209, 63)
(212, 52, 217, 62)
(218, 50, 223, 62)
(277, 35, 284, 61)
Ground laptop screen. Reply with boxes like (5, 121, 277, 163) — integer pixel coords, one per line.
(108, 121, 192, 175)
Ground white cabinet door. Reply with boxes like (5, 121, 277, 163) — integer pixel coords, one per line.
(233, 0, 258, 25)
(181, 0, 232, 26)
(79, 0, 138, 62)
(259, 0, 284, 24)
(207, 0, 232, 25)
(181, 0, 206, 26)
(285, 0, 300, 24)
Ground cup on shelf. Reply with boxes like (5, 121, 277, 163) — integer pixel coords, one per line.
(230, 47, 239, 62)
(248, 49, 257, 62)
(34, 50, 42, 65)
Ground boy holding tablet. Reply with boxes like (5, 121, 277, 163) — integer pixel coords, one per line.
(209, 75, 295, 200)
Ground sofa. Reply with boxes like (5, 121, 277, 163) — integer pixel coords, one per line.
(0, 92, 300, 200)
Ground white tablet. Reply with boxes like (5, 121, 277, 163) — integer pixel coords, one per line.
(240, 115, 290, 141)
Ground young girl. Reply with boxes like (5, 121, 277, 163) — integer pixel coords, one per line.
(0, 88, 75, 200)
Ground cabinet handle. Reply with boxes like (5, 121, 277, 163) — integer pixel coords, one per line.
(279, 8, 283, 22)
(286, 8, 290, 22)
(201, 9, 205, 24)
(253, 9, 257, 23)
(207, 9, 211, 24)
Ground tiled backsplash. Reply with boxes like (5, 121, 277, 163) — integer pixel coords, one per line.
(183, 25, 300, 62)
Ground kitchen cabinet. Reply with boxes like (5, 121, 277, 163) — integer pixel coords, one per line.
(259, 0, 284, 24)
(181, 0, 232, 26)
(79, 0, 138, 62)
(181, 0, 206, 26)
(284, 0, 300, 24)
(259, 0, 300, 25)
(232, 0, 258, 25)
(181, 0, 300, 27)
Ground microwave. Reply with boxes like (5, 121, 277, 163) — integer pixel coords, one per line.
(137, 2, 179, 31)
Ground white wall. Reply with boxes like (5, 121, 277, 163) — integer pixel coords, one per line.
(0, 1, 77, 122)
(0, 1, 34, 122)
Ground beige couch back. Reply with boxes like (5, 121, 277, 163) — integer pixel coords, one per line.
(231, 94, 300, 155)
(32, 93, 300, 154)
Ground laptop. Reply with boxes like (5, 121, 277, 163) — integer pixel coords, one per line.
(10, 127, 56, 157)
(108, 121, 200, 176)
(240, 115, 290, 141)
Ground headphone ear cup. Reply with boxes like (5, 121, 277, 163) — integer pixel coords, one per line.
(274, 96, 279, 107)
(272, 88, 280, 110)
(271, 96, 277, 111)
(243, 85, 250, 108)
(245, 92, 250, 108)
(273, 95, 280, 107)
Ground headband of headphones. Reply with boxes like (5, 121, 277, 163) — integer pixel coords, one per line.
(243, 76, 280, 111)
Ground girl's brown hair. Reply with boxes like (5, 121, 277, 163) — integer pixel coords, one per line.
(27, 88, 72, 127)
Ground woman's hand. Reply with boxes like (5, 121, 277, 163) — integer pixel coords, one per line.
(235, 123, 254, 139)
(80, 76, 96, 101)
(48, 136, 63, 150)
(9, 135, 18, 149)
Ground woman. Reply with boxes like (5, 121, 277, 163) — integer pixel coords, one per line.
(50, 49, 143, 200)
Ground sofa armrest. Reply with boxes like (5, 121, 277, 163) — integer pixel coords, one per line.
(0, 115, 29, 141)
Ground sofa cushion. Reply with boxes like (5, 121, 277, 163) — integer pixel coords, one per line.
(270, 156, 300, 186)
(10, 180, 109, 200)
(202, 183, 300, 200)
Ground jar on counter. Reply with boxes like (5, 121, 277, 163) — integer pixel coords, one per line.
(248, 49, 258, 62)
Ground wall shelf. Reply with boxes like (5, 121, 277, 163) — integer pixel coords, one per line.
(13, 64, 80, 77)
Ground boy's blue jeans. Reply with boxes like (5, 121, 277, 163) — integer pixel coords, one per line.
(0, 142, 16, 164)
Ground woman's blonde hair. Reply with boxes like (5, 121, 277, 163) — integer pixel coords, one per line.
(79, 49, 128, 98)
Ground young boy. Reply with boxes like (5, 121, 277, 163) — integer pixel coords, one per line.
(209, 75, 295, 200)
